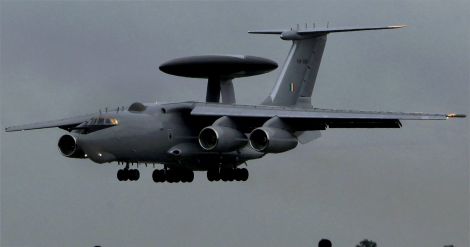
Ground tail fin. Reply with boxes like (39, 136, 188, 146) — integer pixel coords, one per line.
(250, 25, 406, 107)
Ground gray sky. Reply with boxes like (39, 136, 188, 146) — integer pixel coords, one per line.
(1, 1, 469, 247)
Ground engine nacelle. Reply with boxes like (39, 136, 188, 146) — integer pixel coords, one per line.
(249, 127, 298, 153)
(198, 126, 247, 152)
(58, 135, 86, 158)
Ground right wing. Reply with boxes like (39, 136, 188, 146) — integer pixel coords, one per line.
(5, 114, 94, 132)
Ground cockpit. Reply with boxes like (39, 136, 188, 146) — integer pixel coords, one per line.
(86, 117, 119, 126)
(73, 116, 119, 134)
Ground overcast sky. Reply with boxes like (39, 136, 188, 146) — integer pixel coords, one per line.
(1, 1, 469, 247)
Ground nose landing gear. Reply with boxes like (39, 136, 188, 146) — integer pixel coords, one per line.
(116, 162, 140, 181)
(117, 168, 140, 181)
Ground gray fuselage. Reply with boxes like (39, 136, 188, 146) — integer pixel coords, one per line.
(73, 103, 264, 171)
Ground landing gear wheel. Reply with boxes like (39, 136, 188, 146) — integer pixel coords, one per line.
(207, 168, 219, 182)
(117, 169, 125, 181)
(129, 169, 140, 181)
(234, 169, 243, 181)
(152, 169, 165, 183)
(135, 170, 140, 180)
(227, 169, 235, 182)
(182, 170, 194, 183)
(152, 169, 158, 182)
(240, 168, 249, 181)
(186, 170, 194, 183)
(166, 170, 175, 183)
(220, 168, 233, 182)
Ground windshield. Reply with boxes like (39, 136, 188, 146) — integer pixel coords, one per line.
(87, 117, 119, 126)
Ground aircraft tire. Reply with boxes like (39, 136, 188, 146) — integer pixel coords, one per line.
(234, 169, 242, 181)
(131, 169, 140, 181)
(186, 170, 194, 183)
(220, 168, 228, 182)
(118, 169, 129, 181)
(227, 169, 235, 182)
(180, 170, 188, 183)
(213, 169, 221, 182)
(240, 168, 249, 181)
(167, 170, 176, 183)
(152, 169, 162, 183)
(117, 169, 124, 181)
(125, 169, 134, 181)
(126, 170, 131, 181)
(207, 168, 217, 182)
(176, 171, 183, 183)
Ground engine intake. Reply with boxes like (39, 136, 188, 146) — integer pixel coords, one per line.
(249, 127, 298, 153)
(58, 135, 86, 158)
(198, 126, 247, 152)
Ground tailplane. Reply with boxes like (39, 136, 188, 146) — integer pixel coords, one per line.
(250, 25, 406, 107)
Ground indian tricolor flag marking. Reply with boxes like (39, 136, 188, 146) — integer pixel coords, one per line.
(290, 82, 295, 93)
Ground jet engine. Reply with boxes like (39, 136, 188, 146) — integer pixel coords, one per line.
(58, 134, 86, 158)
(198, 126, 247, 152)
(249, 127, 298, 153)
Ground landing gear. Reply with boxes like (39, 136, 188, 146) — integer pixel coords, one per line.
(152, 169, 166, 183)
(207, 167, 220, 182)
(152, 168, 194, 183)
(236, 168, 249, 181)
(207, 167, 248, 182)
(117, 168, 140, 181)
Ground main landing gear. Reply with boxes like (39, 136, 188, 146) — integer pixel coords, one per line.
(152, 168, 194, 183)
(117, 168, 140, 181)
(207, 167, 248, 182)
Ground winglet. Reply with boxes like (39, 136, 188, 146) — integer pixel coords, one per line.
(446, 113, 466, 119)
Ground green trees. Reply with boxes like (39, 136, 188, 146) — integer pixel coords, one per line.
(356, 239, 377, 247)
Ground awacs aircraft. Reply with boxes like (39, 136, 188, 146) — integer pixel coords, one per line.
(5, 25, 465, 183)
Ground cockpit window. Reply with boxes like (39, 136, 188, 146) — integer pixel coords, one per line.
(74, 116, 119, 134)
(87, 117, 119, 126)
(110, 118, 119, 125)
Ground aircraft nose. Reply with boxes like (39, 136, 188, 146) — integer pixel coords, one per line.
(77, 137, 116, 163)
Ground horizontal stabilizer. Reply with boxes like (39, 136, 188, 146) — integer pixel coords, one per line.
(249, 25, 406, 40)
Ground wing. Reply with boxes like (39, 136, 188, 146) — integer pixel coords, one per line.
(190, 103, 465, 132)
(5, 114, 94, 132)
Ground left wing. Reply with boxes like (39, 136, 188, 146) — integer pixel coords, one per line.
(5, 114, 94, 132)
(190, 103, 465, 131)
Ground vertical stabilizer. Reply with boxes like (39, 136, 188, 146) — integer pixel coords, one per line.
(262, 36, 326, 107)
(249, 25, 406, 107)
